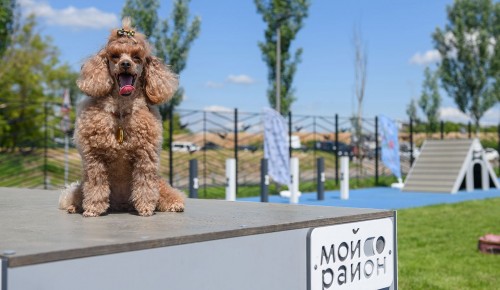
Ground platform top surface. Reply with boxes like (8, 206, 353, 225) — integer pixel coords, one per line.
(0, 187, 393, 267)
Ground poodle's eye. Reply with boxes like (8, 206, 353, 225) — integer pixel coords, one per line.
(110, 54, 120, 60)
(132, 55, 142, 63)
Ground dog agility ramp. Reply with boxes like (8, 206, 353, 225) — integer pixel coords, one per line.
(403, 139, 499, 193)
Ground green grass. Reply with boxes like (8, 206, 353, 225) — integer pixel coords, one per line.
(397, 198, 500, 290)
(194, 175, 398, 199)
(0, 149, 82, 188)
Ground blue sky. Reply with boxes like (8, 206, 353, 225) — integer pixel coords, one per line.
(19, 0, 500, 124)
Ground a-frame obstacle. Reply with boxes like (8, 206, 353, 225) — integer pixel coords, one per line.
(403, 139, 499, 193)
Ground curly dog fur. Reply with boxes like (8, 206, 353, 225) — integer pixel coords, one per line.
(59, 18, 185, 217)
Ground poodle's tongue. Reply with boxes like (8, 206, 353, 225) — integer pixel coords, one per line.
(119, 85, 135, 96)
(118, 74, 135, 96)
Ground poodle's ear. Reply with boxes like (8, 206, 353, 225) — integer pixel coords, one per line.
(76, 50, 113, 97)
(143, 56, 178, 104)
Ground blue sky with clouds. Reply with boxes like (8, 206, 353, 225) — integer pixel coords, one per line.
(18, 0, 500, 124)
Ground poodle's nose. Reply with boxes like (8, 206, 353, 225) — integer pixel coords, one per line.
(120, 61, 131, 70)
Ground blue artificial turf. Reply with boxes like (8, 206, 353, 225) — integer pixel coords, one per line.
(238, 186, 500, 210)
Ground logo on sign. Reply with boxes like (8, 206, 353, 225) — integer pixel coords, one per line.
(308, 218, 394, 290)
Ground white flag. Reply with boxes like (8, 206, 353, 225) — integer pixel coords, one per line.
(379, 115, 401, 179)
(60, 89, 71, 133)
(263, 108, 290, 185)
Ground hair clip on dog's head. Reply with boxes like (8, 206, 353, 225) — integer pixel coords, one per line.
(116, 28, 135, 38)
(117, 28, 138, 44)
(117, 28, 135, 38)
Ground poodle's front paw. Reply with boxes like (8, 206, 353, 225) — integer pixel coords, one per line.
(83, 210, 102, 217)
(157, 198, 185, 212)
(82, 202, 108, 217)
(137, 208, 155, 217)
(67, 205, 79, 214)
(166, 201, 185, 212)
(135, 202, 156, 217)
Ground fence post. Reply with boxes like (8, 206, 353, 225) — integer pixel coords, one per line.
(203, 111, 207, 198)
(288, 111, 292, 158)
(44, 102, 48, 190)
(468, 121, 472, 139)
(340, 156, 349, 200)
(189, 159, 198, 198)
(497, 123, 500, 172)
(234, 108, 238, 195)
(317, 157, 325, 200)
(410, 118, 414, 166)
(440, 120, 444, 139)
(290, 157, 300, 204)
(335, 113, 339, 186)
(260, 158, 269, 202)
(169, 106, 174, 185)
(225, 158, 236, 201)
(375, 116, 379, 185)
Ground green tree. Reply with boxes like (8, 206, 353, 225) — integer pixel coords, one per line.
(0, 15, 77, 151)
(122, 0, 201, 120)
(433, 0, 499, 134)
(255, 0, 310, 116)
(0, 0, 15, 57)
(418, 67, 441, 134)
(122, 0, 159, 39)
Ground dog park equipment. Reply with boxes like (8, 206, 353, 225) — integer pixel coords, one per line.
(0, 187, 398, 290)
(260, 158, 270, 202)
(189, 159, 198, 198)
(225, 158, 236, 201)
(290, 157, 300, 204)
(391, 178, 404, 189)
(279, 157, 301, 204)
(403, 139, 499, 193)
(317, 158, 325, 200)
(340, 156, 349, 200)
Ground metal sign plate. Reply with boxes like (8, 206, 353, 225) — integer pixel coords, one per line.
(1, 258, 5, 290)
(307, 218, 395, 290)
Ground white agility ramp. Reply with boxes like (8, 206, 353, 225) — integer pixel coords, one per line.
(403, 139, 499, 193)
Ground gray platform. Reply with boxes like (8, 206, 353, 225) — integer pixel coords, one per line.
(0, 187, 396, 290)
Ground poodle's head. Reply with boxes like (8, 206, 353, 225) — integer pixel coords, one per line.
(77, 17, 178, 104)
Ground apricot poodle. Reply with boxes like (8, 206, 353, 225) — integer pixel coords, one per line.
(59, 18, 185, 217)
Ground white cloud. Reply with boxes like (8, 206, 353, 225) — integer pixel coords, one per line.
(204, 81, 224, 89)
(205, 74, 256, 88)
(409, 49, 441, 66)
(19, 0, 118, 29)
(203, 105, 233, 112)
(440, 31, 495, 59)
(480, 106, 500, 126)
(439, 107, 471, 123)
(226, 74, 255, 85)
(439, 106, 500, 125)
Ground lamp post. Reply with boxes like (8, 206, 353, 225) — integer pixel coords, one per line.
(274, 13, 291, 115)
(275, 25, 281, 114)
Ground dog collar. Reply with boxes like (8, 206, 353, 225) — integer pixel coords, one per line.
(111, 111, 130, 118)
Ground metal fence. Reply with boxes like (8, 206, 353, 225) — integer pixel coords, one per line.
(1, 101, 498, 198)
(0, 101, 80, 189)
